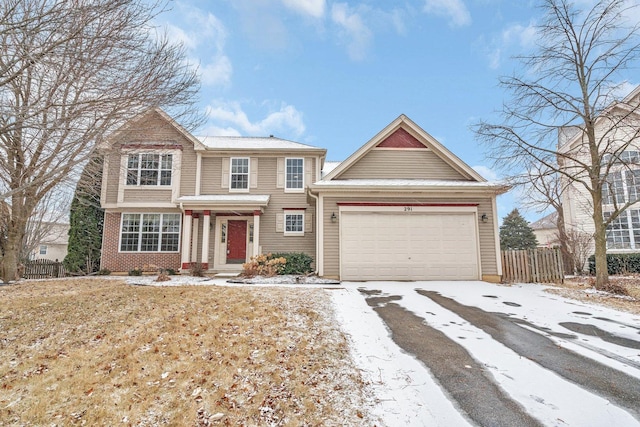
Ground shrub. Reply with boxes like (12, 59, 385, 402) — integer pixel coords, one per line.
(128, 267, 142, 276)
(242, 254, 287, 277)
(190, 262, 206, 277)
(164, 267, 177, 275)
(96, 269, 111, 276)
(271, 252, 313, 275)
(588, 253, 640, 275)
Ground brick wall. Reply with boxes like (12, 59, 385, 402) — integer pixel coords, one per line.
(101, 212, 181, 273)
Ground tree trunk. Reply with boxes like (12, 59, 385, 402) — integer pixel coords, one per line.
(556, 207, 574, 274)
(592, 201, 609, 289)
(1, 221, 25, 283)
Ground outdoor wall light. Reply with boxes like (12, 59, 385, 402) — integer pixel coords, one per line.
(331, 212, 337, 223)
(481, 213, 488, 223)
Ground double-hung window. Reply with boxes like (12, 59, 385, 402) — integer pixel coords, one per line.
(285, 158, 304, 192)
(230, 158, 249, 190)
(120, 213, 180, 252)
(284, 210, 304, 236)
(126, 153, 172, 186)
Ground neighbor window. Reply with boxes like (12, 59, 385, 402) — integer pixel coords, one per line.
(601, 169, 640, 205)
(604, 209, 640, 250)
(284, 211, 304, 235)
(126, 153, 172, 186)
(39, 245, 47, 255)
(230, 158, 249, 190)
(120, 213, 180, 252)
(285, 158, 304, 191)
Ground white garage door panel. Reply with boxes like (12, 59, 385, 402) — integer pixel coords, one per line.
(340, 212, 479, 281)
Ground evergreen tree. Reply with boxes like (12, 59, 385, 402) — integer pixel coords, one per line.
(500, 209, 538, 250)
(64, 157, 104, 274)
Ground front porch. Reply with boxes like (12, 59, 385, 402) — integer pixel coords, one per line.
(177, 195, 270, 274)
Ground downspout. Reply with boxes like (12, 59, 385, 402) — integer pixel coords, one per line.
(307, 187, 320, 276)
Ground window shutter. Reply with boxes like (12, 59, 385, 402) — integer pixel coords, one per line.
(276, 213, 284, 232)
(250, 158, 258, 188)
(305, 158, 312, 187)
(221, 157, 230, 188)
(305, 213, 312, 233)
(277, 158, 285, 188)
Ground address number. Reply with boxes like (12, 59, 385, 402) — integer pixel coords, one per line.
(404, 206, 413, 212)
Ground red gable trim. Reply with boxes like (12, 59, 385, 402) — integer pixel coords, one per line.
(376, 128, 426, 149)
(337, 202, 479, 207)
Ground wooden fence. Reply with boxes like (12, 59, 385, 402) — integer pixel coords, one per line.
(501, 248, 564, 284)
(23, 259, 67, 279)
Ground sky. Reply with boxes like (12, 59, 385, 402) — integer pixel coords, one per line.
(157, 0, 639, 222)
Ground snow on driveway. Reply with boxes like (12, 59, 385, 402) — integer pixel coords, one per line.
(330, 281, 640, 427)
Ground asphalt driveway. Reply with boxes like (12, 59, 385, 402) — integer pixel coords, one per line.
(329, 281, 640, 427)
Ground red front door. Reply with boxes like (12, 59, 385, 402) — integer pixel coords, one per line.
(227, 220, 247, 264)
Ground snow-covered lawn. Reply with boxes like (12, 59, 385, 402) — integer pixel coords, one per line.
(332, 281, 640, 427)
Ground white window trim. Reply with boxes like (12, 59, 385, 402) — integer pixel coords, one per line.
(229, 157, 250, 193)
(283, 210, 305, 236)
(39, 245, 47, 255)
(284, 157, 305, 193)
(118, 213, 182, 253)
(125, 153, 173, 187)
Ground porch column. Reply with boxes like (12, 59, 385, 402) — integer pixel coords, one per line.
(201, 210, 210, 269)
(253, 210, 261, 256)
(191, 214, 200, 263)
(181, 210, 192, 269)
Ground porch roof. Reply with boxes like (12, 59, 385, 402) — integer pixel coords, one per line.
(176, 194, 270, 211)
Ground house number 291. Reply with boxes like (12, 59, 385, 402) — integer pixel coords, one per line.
(404, 206, 413, 212)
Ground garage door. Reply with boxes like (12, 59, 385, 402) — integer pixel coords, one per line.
(340, 211, 479, 280)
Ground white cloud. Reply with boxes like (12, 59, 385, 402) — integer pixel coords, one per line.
(484, 21, 537, 69)
(422, 0, 471, 27)
(165, 6, 233, 87)
(205, 101, 306, 137)
(331, 3, 373, 61)
(281, 0, 325, 18)
(472, 165, 500, 181)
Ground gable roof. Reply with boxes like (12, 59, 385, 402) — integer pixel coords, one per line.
(322, 114, 485, 182)
(559, 85, 640, 152)
(98, 107, 205, 151)
(529, 211, 558, 230)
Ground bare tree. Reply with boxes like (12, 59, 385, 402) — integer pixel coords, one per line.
(22, 184, 71, 260)
(520, 164, 576, 274)
(475, 0, 640, 289)
(0, 0, 201, 282)
(560, 227, 593, 275)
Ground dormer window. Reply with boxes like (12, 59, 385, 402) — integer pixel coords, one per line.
(126, 153, 172, 186)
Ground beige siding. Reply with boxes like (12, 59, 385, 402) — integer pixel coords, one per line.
(180, 145, 198, 196)
(200, 157, 223, 195)
(321, 195, 498, 278)
(102, 110, 199, 205)
(337, 149, 468, 180)
(123, 188, 173, 202)
(104, 152, 122, 204)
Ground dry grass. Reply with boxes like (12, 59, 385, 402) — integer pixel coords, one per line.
(0, 279, 372, 426)
(544, 276, 640, 315)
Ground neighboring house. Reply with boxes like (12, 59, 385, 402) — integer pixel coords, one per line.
(99, 109, 508, 281)
(530, 212, 559, 248)
(30, 222, 69, 261)
(560, 87, 640, 257)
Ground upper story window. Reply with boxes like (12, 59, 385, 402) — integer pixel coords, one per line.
(602, 169, 640, 205)
(230, 158, 249, 190)
(602, 150, 640, 165)
(126, 153, 172, 186)
(39, 245, 47, 255)
(286, 158, 304, 191)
